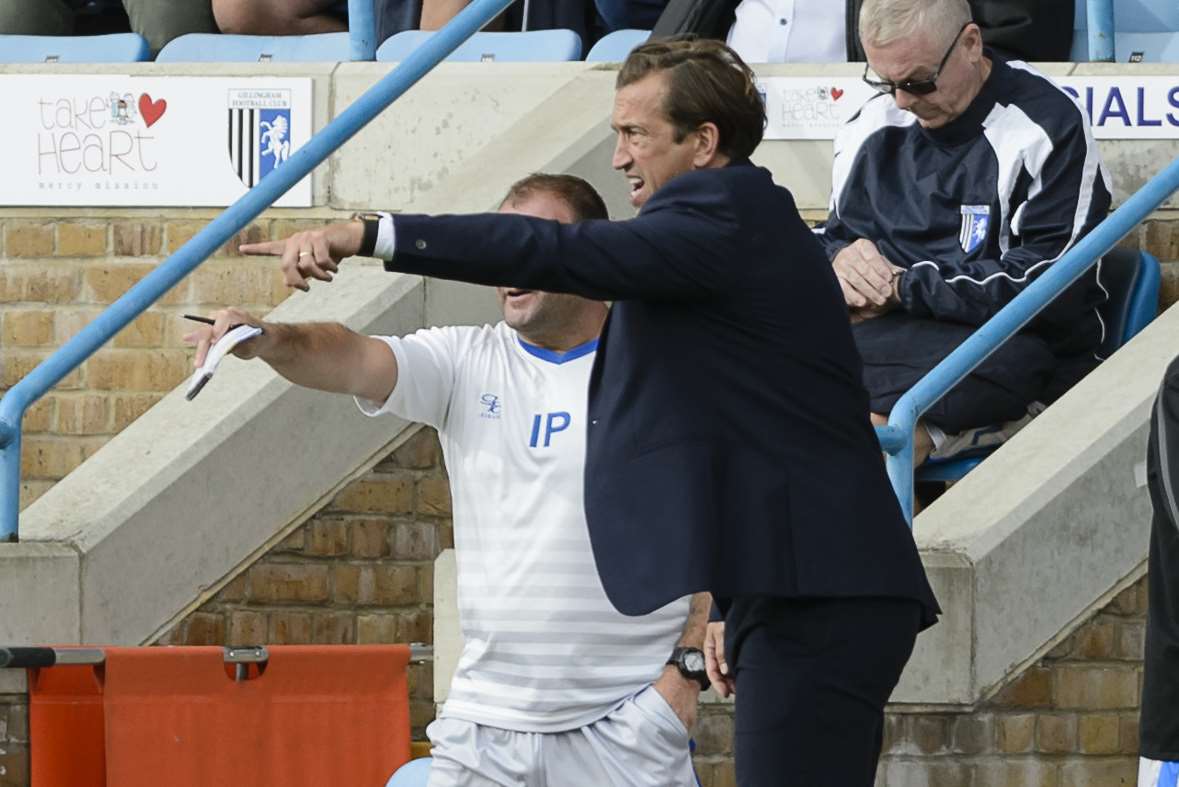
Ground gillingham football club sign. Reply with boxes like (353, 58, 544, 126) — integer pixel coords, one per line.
(0, 76, 312, 207)
(228, 89, 294, 189)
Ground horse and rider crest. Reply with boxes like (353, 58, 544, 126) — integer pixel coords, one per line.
(227, 89, 294, 187)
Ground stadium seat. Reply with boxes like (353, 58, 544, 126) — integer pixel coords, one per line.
(386, 757, 431, 786)
(156, 33, 353, 63)
(586, 29, 650, 62)
(0, 33, 149, 63)
(1071, 29, 1179, 64)
(1074, 0, 1179, 33)
(916, 248, 1161, 484)
(1072, 0, 1179, 61)
(376, 29, 582, 63)
(1114, 32, 1179, 63)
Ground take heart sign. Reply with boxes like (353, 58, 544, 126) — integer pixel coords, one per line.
(138, 93, 167, 127)
(759, 77, 878, 139)
(1, 74, 313, 206)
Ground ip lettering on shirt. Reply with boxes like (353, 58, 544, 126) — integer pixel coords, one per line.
(529, 411, 571, 448)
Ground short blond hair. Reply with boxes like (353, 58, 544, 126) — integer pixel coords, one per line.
(858, 0, 972, 50)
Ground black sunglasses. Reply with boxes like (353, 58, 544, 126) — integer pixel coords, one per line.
(862, 22, 971, 97)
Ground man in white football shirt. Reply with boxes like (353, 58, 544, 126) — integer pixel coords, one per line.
(186, 174, 709, 787)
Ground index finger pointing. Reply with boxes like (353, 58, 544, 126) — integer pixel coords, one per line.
(239, 240, 287, 256)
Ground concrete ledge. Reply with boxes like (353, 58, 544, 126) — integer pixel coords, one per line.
(0, 542, 80, 645)
(894, 302, 1179, 703)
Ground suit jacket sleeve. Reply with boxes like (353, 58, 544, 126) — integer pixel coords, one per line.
(385, 171, 744, 302)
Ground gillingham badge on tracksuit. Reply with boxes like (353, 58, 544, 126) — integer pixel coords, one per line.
(356, 322, 689, 733)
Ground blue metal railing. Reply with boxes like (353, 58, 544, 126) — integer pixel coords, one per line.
(1087, 0, 1115, 62)
(878, 155, 1179, 523)
(347, 0, 377, 61)
(0, 0, 516, 541)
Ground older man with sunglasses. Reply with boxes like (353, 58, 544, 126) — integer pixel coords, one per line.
(817, 0, 1111, 466)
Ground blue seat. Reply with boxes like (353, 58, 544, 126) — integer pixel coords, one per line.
(1074, 0, 1179, 32)
(1115, 32, 1179, 62)
(0, 33, 149, 63)
(376, 29, 582, 63)
(156, 33, 353, 62)
(386, 757, 432, 786)
(586, 29, 650, 62)
(1072, 0, 1179, 61)
(916, 248, 1161, 484)
(1075, 30, 1179, 63)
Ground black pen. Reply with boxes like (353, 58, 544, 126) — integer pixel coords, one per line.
(182, 314, 261, 333)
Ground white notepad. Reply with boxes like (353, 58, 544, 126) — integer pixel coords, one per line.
(185, 324, 263, 401)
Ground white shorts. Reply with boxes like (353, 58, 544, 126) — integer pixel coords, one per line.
(426, 685, 697, 787)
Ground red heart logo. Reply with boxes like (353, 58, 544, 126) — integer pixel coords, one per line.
(831, 87, 844, 101)
(138, 94, 167, 127)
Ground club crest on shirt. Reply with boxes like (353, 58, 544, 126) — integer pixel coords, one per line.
(479, 393, 502, 420)
(959, 205, 991, 254)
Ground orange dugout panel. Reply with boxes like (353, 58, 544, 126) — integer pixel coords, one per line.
(17, 644, 413, 787)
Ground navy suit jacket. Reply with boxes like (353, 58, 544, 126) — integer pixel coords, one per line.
(388, 161, 939, 624)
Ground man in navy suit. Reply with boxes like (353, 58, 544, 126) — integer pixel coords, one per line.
(244, 38, 939, 787)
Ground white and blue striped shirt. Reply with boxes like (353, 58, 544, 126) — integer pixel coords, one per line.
(358, 322, 689, 732)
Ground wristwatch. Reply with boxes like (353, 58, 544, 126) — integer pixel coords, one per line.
(350, 212, 383, 257)
(667, 647, 710, 691)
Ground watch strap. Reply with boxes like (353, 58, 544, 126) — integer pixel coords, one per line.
(667, 646, 710, 691)
(351, 212, 381, 257)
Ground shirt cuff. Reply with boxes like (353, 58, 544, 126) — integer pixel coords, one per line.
(373, 213, 396, 259)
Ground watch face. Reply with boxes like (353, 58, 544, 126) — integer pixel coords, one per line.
(684, 651, 706, 672)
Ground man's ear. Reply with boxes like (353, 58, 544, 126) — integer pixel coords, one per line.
(963, 22, 985, 61)
(692, 122, 723, 168)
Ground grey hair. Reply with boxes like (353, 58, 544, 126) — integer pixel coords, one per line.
(858, 0, 972, 50)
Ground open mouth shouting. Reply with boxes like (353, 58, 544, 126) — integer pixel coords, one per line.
(627, 175, 646, 203)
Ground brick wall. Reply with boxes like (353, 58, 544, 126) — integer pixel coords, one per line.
(0, 695, 26, 787)
(0, 214, 328, 509)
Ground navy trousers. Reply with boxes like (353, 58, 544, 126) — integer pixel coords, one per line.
(726, 596, 922, 786)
